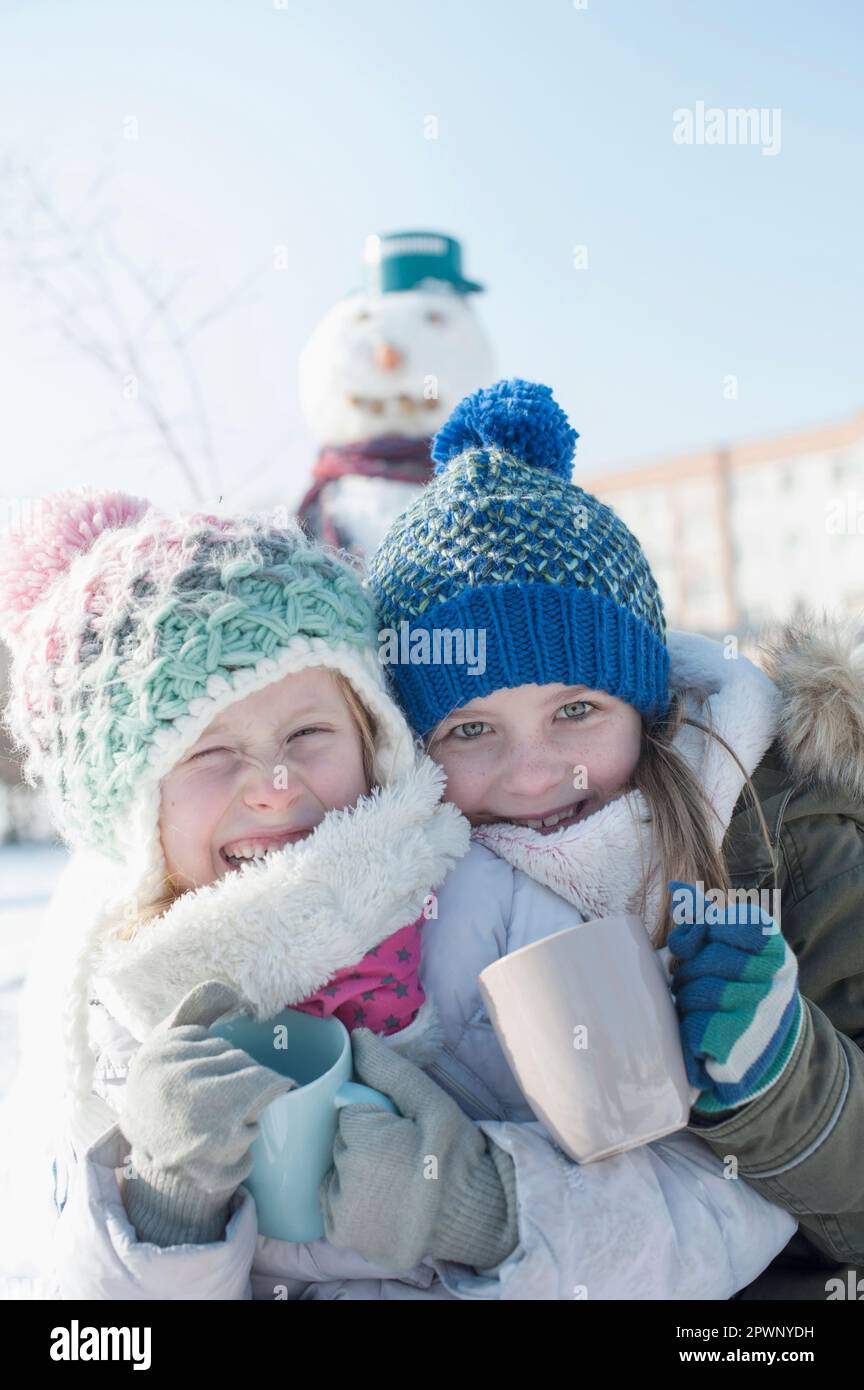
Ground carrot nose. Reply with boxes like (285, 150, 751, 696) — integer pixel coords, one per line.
(374, 342, 403, 370)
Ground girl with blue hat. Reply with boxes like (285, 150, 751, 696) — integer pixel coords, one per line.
(366, 378, 864, 1299)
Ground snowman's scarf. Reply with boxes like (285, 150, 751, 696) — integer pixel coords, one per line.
(296, 435, 435, 536)
(313, 433, 435, 483)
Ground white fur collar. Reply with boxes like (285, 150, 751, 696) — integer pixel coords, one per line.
(91, 755, 470, 1064)
(473, 629, 782, 924)
(758, 612, 864, 801)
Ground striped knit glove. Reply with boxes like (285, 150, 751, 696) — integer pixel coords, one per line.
(320, 1028, 519, 1272)
(667, 880, 804, 1116)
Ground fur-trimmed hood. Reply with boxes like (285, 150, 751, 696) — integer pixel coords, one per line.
(92, 755, 469, 1039)
(60, 754, 470, 1110)
(756, 612, 864, 802)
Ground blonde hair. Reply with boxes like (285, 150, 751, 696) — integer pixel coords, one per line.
(111, 668, 379, 942)
(630, 690, 776, 948)
(426, 687, 776, 951)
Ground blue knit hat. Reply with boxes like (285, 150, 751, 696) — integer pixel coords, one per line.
(366, 378, 671, 736)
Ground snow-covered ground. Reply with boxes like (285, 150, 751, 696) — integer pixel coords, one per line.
(0, 843, 69, 1102)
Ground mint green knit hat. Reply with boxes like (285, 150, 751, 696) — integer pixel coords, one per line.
(0, 490, 416, 898)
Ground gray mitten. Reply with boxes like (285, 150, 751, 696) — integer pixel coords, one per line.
(119, 980, 298, 1247)
(321, 1028, 520, 1271)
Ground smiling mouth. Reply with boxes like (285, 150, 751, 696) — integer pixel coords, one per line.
(219, 828, 312, 869)
(497, 800, 593, 833)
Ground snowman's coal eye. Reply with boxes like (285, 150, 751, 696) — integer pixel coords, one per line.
(425, 310, 446, 325)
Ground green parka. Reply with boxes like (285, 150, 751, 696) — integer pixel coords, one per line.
(689, 618, 864, 1301)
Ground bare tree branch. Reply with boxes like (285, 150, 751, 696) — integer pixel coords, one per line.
(0, 159, 265, 504)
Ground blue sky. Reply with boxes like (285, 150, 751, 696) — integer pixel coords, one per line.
(0, 0, 861, 512)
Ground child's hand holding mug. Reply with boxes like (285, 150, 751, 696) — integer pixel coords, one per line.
(667, 880, 804, 1117)
(320, 1028, 519, 1272)
(119, 980, 299, 1247)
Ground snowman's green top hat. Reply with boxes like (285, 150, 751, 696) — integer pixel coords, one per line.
(363, 231, 484, 295)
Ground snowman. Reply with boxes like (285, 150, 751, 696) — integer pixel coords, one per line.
(297, 231, 495, 557)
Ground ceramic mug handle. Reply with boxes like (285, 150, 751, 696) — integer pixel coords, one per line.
(334, 1081, 398, 1113)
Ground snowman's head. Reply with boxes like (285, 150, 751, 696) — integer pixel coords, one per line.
(299, 287, 495, 446)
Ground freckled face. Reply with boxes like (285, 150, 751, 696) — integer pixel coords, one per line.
(427, 683, 643, 832)
(158, 667, 369, 891)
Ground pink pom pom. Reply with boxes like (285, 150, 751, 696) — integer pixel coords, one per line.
(0, 488, 150, 642)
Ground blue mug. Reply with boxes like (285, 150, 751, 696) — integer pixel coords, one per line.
(209, 1005, 397, 1243)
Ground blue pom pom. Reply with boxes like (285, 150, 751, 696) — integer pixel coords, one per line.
(431, 378, 578, 480)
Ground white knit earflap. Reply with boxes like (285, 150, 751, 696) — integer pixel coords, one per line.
(60, 885, 135, 1127)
